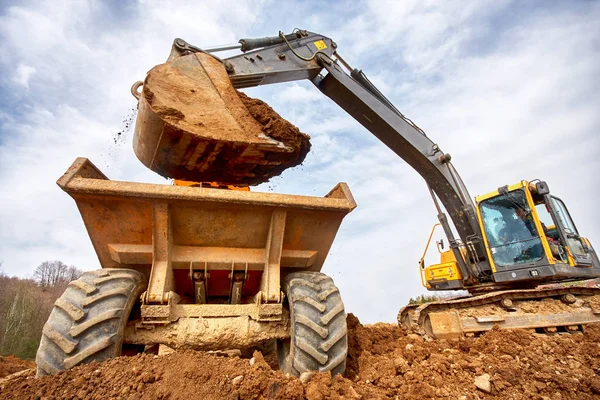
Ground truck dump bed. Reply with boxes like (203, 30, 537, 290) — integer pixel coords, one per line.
(58, 158, 356, 304)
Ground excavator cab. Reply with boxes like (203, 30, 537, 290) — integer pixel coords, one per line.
(421, 180, 599, 292)
(476, 180, 599, 283)
(413, 180, 600, 339)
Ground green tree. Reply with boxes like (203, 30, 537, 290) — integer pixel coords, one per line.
(408, 294, 442, 305)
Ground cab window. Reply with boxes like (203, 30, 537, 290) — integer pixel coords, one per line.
(479, 190, 544, 267)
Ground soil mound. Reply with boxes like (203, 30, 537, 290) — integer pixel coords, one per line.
(0, 356, 35, 379)
(2, 315, 600, 399)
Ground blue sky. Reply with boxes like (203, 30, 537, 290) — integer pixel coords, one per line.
(1, 0, 599, 323)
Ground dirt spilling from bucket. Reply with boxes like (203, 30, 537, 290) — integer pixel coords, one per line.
(238, 91, 310, 167)
(2, 315, 600, 399)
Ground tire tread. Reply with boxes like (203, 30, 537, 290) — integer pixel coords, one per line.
(36, 269, 145, 376)
(278, 271, 347, 377)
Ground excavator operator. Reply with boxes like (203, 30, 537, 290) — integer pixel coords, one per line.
(515, 206, 542, 236)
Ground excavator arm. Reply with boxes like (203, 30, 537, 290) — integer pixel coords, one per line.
(170, 31, 491, 283)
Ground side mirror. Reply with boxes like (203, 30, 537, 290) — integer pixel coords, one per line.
(437, 239, 445, 250)
(536, 181, 550, 195)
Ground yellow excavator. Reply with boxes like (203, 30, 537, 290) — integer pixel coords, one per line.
(148, 30, 600, 338)
(406, 180, 600, 337)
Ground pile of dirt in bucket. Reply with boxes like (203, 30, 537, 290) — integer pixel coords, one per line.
(2, 314, 600, 399)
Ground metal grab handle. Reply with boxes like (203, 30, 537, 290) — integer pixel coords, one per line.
(131, 81, 143, 101)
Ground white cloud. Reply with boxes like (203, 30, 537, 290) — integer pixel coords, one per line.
(1, 1, 599, 324)
(12, 63, 36, 87)
(273, 83, 322, 104)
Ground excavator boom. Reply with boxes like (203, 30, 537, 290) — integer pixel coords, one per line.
(206, 31, 490, 283)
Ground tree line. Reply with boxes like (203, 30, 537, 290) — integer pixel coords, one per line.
(0, 261, 83, 359)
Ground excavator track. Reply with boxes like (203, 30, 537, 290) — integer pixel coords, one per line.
(398, 286, 600, 339)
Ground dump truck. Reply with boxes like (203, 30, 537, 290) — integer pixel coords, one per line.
(37, 29, 600, 378)
(36, 157, 355, 377)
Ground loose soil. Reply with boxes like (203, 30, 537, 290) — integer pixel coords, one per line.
(2, 315, 599, 399)
(238, 91, 310, 167)
(0, 356, 35, 379)
(133, 52, 310, 186)
(458, 296, 592, 318)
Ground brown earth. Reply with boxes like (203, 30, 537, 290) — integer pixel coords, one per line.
(133, 52, 310, 186)
(0, 356, 35, 379)
(2, 315, 600, 399)
(458, 296, 591, 318)
(237, 91, 311, 164)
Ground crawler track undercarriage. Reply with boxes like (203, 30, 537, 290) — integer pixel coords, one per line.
(399, 286, 600, 339)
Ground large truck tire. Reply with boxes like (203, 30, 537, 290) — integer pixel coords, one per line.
(36, 269, 146, 376)
(278, 272, 347, 377)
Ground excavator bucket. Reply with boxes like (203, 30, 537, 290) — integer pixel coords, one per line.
(132, 52, 310, 186)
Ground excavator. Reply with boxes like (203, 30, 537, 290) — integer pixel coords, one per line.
(36, 29, 600, 378)
(152, 30, 600, 338)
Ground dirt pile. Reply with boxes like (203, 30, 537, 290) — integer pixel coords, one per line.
(2, 315, 600, 399)
(0, 356, 35, 379)
(133, 52, 310, 186)
(238, 91, 310, 165)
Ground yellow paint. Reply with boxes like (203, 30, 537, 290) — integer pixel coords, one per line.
(523, 183, 555, 264)
(581, 237, 595, 250)
(475, 180, 528, 203)
(565, 246, 576, 267)
(423, 262, 462, 289)
(440, 250, 456, 264)
(173, 180, 250, 191)
(313, 40, 327, 50)
(475, 197, 497, 273)
(419, 223, 466, 289)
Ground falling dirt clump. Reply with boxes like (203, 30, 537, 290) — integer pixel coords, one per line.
(2, 315, 600, 399)
(113, 108, 137, 144)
